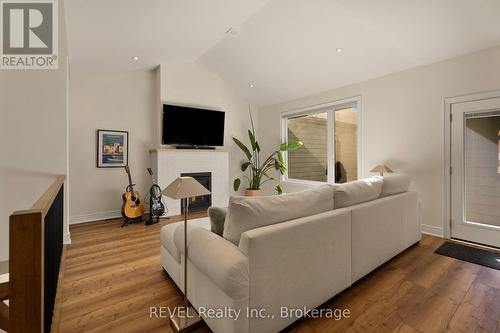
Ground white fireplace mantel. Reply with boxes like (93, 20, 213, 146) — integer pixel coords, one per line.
(150, 148, 229, 216)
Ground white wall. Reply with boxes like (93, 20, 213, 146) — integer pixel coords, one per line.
(160, 63, 257, 196)
(69, 63, 255, 222)
(258, 45, 500, 236)
(69, 70, 158, 222)
(0, 0, 69, 261)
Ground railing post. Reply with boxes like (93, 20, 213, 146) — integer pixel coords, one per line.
(9, 210, 44, 333)
(7, 175, 65, 333)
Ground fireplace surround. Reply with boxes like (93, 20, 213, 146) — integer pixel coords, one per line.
(150, 148, 229, 216)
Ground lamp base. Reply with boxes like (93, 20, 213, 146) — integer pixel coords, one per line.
(169, 306, 203, 333)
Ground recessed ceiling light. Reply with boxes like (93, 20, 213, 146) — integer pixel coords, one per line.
(249, 84, 255, 88)
(132, 56, 139, 60)
(336, 48, 343, 53)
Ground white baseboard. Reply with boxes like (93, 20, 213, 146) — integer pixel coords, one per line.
(421, 224, 444, 237)
(64, 231, 72, 244)
(70, 207, 151, 225)
(70, 210, 122, 224)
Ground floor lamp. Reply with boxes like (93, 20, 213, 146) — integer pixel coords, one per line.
(162, 176, 211, 333)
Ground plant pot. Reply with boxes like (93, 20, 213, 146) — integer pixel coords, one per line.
(245, 189, 261, 197)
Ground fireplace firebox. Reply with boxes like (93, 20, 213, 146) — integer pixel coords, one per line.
(180, 172, 212, 213)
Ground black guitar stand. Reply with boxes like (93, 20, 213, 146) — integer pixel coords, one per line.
(121, 216, 143, 227)
(145, 214, 163, 226)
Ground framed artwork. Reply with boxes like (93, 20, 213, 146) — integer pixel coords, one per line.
(96, 130, 129, 168)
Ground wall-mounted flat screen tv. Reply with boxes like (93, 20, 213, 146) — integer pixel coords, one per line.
(162, 104, 225, 147)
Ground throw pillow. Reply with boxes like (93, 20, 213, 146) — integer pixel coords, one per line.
(381, 173, 411, 196)
(208, 206, 227, 236)
(334, 176, 383, 208)
(223, 184, 335, 245)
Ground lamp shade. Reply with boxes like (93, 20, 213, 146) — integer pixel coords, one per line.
(370, 164, 394, 174)
(162, 176, 211, 199)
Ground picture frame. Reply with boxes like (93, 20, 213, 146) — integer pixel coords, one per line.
(96, 129, 129, 168)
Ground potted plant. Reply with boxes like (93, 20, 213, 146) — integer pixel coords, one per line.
(233, 110, 303, 196)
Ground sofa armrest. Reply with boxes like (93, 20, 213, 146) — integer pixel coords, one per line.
(174, 225, 249, 300)
(238, 209, 352, 333)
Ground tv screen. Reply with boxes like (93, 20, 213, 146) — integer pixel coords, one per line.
(162, 104, 225, 147)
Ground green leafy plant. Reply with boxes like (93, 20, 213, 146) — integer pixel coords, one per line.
(233, 109, 303, 194)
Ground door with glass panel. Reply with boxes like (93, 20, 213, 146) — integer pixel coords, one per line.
(451, 97, 500, 248)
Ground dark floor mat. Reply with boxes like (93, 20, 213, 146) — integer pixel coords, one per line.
(434, 242, 500, 271)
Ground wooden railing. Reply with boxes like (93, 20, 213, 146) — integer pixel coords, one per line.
(0, 272, 8, 330)
(1, 175, 65, 333)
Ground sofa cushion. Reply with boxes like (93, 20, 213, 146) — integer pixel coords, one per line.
(160, 223, 181, 262)
(334, 176, 383, 208)
(174, 226, 249, 300)
(382, 173, 411, 196)
(160, 217, 211, 262)
(350, 191, 419, 282)
(208, 206, 227, 236)
(223, 184, 335, 245)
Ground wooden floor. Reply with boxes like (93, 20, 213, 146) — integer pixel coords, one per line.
(57, 215, 500, 333)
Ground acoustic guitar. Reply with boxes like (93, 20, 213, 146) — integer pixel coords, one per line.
(122, 165, 145, 221)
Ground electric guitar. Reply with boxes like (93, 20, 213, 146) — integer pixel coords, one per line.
(147, 168, 166, 218)
(121, 165, 145, 220)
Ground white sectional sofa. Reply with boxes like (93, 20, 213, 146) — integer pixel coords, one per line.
(160, 174, 421, 333)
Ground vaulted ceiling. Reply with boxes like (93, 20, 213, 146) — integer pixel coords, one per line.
(64, 0, 270, 75)
(65, 0, 500, 106)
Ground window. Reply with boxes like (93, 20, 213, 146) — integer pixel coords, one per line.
(287, 112, 328, 182)
(282, 98, 361, 184)
(334, 107, 358, 183)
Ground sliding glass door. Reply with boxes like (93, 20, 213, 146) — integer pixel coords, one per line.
(282, 98, 360, 185)
(287, 112, 328, 182)
(334, 107, 358, 183)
